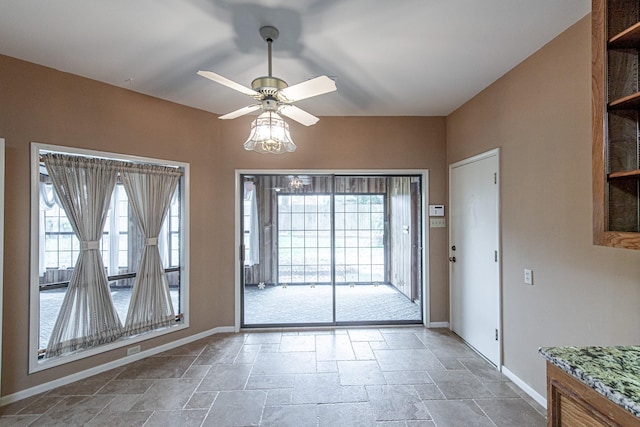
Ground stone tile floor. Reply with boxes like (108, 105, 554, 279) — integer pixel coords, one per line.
(0, 327, 546, 426)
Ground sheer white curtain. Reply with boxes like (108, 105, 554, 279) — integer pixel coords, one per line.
(244, 181, 260, 266)
(42, 153, 123, 357)
(120, 163, 181, 336)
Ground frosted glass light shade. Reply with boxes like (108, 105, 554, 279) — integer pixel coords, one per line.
(243, 111, 296, 154)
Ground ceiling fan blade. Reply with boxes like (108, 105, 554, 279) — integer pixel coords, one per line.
(219, 104, 260, 120)
(197, 70, 260, 98)
(278, 75, 336, 102)
(280, 105, 320, 126)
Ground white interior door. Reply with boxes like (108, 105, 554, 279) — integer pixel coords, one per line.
(449, 149, 500, 367)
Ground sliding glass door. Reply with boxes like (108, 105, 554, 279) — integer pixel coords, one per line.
(241, 173, 423, 327)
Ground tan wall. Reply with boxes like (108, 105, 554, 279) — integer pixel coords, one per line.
(0, 54, 448, 397)
(0, 54, 221, 395)
(447, 15, 640, 396)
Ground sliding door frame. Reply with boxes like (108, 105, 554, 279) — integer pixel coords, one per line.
(234, 169, 430, 331)
(0, 139, 4, 391)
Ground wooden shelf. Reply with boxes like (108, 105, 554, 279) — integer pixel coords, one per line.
(609, 21, 640, 49)
(608, 91, 640, 110)
(608, 169, 640, 179)
(593, 0, 640, 249)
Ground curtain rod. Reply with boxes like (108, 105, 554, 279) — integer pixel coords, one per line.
(39, 153, 184, 176)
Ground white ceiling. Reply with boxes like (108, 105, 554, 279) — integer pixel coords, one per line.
(0, 0, 590, 117)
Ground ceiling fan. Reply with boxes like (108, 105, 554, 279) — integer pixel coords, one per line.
(197, 26, 336, 126)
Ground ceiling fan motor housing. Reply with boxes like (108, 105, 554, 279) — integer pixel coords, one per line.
(251, 76, 288, 95)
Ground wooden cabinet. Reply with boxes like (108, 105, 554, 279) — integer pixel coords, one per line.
(593, 0, 640, 249)
(546, 362, 640, 426)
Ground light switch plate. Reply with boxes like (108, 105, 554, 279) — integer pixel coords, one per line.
(524, 269, 533, 285)
(430, 218, 446, 228)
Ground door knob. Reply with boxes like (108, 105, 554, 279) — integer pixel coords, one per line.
(449, 256, 456, 263)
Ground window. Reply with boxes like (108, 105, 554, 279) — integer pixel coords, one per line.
(277, 194, 332, 284)
(31, 144, 189, 372)
(42, 193, 80, 270)
(276, 193, 386, 285)
(167, 191, 180, 268)
(334, 194, 385, 283)
(41, 182, 129, 275)
(109, 184, 130, 271)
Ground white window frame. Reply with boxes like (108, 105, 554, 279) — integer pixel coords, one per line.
(29, 142, 190, 373)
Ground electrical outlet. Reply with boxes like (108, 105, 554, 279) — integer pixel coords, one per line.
(127, 345, 141, 356)
(524, 269, 533, 285)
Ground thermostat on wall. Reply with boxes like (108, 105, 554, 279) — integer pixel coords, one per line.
(429, 205, 445, 217)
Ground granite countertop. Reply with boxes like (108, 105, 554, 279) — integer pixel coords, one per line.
(539, 346, 640, 418)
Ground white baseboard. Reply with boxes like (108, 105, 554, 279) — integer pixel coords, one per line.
(0, 326, 235, 407)
(502, 365, 547, 409)
(427, 321, 449, 328)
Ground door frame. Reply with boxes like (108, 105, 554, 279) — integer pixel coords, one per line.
(234, 169, 430, 331)
(448, 148, 502, 369)
(0, 138, 4, 392)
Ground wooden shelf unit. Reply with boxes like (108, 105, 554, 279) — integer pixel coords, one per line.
(593, 0, 640, 249)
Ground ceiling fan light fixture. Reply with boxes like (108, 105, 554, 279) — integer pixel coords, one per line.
(243, 111, 296, 154)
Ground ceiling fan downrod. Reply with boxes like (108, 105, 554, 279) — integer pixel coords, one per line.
(259, 26, 279, 78)
(252, 26, 287, 102)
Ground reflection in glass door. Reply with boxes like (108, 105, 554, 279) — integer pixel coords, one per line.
(241, 173, 423, 327)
